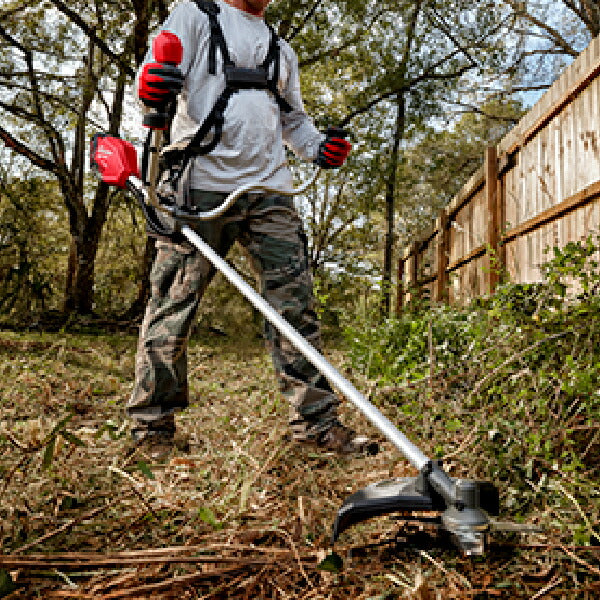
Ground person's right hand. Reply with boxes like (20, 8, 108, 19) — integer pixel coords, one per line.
(139, 62, 184, 108)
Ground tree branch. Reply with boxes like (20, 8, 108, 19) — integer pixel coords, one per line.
(0, 99, 42, 124)
(0, 82, 106, 131)
(0, 125, 58, 174)
(563, 0, 599, 36)
(0, 2, 28, 21)
(47, 0, 135, 78)
(340, 52, 471, 127)
(0, 24, 67, 168)
(426, 7, 479, 69)
(506, 0, 579, 56)
(298, 7, 385, 68)
(451, 101, 520, 123)
(286, 0, 322, 42)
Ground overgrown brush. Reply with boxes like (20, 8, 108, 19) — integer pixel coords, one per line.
(344, 238, 600, 547)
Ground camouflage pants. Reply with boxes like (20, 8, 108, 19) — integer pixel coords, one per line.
(127, 190, 339, 440)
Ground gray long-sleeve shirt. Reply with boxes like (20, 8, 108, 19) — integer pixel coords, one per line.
(140, 0, 323, 193)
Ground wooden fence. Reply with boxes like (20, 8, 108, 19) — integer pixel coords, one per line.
(398, 34, 600, 308)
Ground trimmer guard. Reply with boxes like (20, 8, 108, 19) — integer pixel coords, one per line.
(333, 470, 500, 555)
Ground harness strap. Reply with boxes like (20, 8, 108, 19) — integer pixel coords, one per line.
(187, 87, 235, 156)
(263, 25, 293, 113)
(194, 0, 234, 74)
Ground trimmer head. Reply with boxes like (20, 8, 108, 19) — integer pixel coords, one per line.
(333, 461, 500, 556)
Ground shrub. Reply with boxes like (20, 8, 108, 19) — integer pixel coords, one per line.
(343, 239, 600, 546)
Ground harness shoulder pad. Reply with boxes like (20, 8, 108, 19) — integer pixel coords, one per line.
(192, 0, 232, 74)
(192, 0, 219, 15)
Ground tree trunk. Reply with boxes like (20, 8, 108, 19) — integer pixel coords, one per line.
(62, 58, 126, 316)
(381, 93, 405, 316)
(72, 233, 99, 314)
(62, 185, 110, 315)
(122, 236, 156, 320)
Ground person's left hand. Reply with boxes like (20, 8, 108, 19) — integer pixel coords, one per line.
(315, 128, 352, 169)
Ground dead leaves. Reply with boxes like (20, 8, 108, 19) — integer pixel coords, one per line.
(1, 334, 600, 598)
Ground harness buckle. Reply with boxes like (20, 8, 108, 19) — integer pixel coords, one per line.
(224, 65, 268, 88)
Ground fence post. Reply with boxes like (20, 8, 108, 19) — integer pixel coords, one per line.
(396, 255, 405, 314)
(434, 208, 449, 303)
(497, 165, 506, 280)
(485, 145, 500, 294)
(406, 242, 419, 303)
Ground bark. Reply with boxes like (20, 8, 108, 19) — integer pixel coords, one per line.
(63, 56, 127, 314)
(122, 236, 156, 321)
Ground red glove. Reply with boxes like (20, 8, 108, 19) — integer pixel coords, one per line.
(315, 128, 352, 169)
(138, 62, 183, 108)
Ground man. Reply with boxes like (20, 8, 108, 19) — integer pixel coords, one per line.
(127, 0, 377, 458)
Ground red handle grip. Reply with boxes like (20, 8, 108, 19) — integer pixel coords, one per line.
(153, 31, 183, 65)
(143, 31, 183, 129)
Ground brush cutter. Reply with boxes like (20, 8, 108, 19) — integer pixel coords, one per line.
(90, 31, 506, 556)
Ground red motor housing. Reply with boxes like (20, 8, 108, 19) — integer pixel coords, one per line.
(90, 134, 139, 189)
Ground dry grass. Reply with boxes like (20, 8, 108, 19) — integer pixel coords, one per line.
(0, 331, 598, 598)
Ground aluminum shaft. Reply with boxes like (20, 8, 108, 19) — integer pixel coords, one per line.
(181, 224, 430, 470)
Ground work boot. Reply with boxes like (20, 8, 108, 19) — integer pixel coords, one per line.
(130, 429, 177, 462)
(129, 417, 190, 462)
(303, 422, 379, 456)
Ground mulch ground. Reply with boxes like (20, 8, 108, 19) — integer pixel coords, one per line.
(0, 332, 598, 598)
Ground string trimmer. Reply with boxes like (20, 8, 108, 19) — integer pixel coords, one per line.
(90, 31, 504, 556)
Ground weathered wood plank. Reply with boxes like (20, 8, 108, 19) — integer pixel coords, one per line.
(434, 209, 449, 302)
(501, 180, 600, 244)
(486, 146, 500, 293)
(505, 43, 600, 157)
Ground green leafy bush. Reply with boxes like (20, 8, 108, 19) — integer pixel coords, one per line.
(343, 238, 600, 546)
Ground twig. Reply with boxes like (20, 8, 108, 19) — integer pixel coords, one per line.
(107, 465, 158, 520)
(385, 573, 413, 590)
(100, 566, 248, 599)
(581, 427, 600, 460)
(559, 545, 600, 577)
(0, 555, 285, 569)
(530, 575, 563, 600)
(553, 482, 600, 544)
(239, 439, 290, 511)
(237, 527, 314, 589)
(52, 568, 77, 589)
(418, 549, 471, 589)
(15, 544, 318, 559)
(1, 455, 30, 495)
(13, 497, 125, 554)
(0, 425, 42, 452)
(196, 573, 248, 600)
(47, 593, 95, 599)
(274, 528, 314, 589)
(89, 569, 139, 596)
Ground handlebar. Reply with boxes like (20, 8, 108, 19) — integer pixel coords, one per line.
(130, 166, 320, 223)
